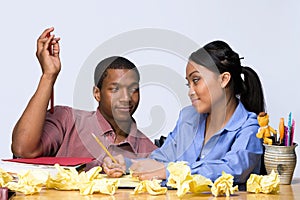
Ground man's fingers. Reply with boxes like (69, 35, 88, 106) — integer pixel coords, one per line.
(36, 37, 48, 55)
(36, 35, 54, 57)
(39, 27, 54, 39)
(115, 154, 125, 165)
(103, 157, 113, 168)
(108, 172, 123, 178)
(36, 27, 53, 50)
(111, 168, 124, 174)
(51, 38, 60, 45)
(109, 162, 125, 171)
(103, 157, 124, 169)
(52, 39, 60, 57)
(37, 28, 59, 56)
(105, 167, 124, 178)
(43, 35, 54, 52)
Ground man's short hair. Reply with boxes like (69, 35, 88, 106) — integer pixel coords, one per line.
(94, 56, 140, 89)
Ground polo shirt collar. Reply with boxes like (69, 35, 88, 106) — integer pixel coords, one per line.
(95, 108, 140, 154)
(95, 109, 113, 135)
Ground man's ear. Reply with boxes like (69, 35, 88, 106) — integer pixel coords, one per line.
(93, 86, 101, 102)
(219, 72, 231, 88)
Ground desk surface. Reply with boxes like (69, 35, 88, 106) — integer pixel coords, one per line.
(12, 179, 300, 200)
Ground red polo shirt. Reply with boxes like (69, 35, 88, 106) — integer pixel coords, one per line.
(41, 106, 157, 169)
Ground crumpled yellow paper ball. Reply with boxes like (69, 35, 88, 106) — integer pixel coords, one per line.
(46, 164, 81, 190)
(189, 174, 213, 193)
(79, 178, 119, 195)
(6, 170, 49, 195)
(211, 171, 238, 197)
(133, 179, 167, 195)
(0, 168, 13, 187)
(167, 161, 191, 188)
(46, 164, 119, 195)
(2, 164, 120, 196)
(167, 162, 212, 198)
(247, 170, 280, 194)
(77, 165, 119, 195)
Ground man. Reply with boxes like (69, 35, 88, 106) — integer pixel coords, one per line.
(11, 27, 157, 169)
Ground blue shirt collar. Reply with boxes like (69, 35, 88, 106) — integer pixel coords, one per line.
(224, 101, 249, 131)
(187, 101, 251, 134)
(184, 101, 252, 136)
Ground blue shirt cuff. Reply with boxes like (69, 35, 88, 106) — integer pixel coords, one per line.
(124, 157, 133, 174)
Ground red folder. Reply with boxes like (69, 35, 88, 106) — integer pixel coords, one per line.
(2, 157, 94, 166)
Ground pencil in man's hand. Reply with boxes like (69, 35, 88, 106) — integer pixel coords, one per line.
(91, 133, 118, 164)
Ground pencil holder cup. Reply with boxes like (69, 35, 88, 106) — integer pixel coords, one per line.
(263, 143, 298, 184)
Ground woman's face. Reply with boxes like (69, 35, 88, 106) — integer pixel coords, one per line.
(185, 61, 225, 113)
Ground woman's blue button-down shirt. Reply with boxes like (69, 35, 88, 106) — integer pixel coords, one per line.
(149, 101, 263, 184)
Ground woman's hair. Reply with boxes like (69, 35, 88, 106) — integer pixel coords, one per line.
(94, 56, 140, 89)
(189, 40, 265, 115)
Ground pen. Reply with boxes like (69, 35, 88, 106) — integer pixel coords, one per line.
(279, 118, 284, 144)
(284, 126, 288, 146)
(291, 119, 295, 146)
(91, 133, 118, 164)
(288, 112, 292, 146)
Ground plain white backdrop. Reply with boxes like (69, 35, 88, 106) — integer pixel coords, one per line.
(0, 1, 299, 177)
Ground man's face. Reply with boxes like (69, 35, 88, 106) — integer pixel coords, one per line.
(97, 69, 140, 123)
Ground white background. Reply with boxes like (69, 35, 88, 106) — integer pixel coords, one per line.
(0, 1, 299, 177)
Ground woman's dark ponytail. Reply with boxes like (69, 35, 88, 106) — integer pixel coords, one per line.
(240, 66, 265, 114)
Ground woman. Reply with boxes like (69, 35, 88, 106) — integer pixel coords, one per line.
(103, 40, 265, 189)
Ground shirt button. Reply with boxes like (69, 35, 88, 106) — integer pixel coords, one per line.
(201, 155, 205, 159)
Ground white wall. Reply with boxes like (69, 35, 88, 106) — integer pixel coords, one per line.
(1, 1, 299, 177)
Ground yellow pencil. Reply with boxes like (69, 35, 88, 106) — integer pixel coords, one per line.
(91, 133, 118, 164)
